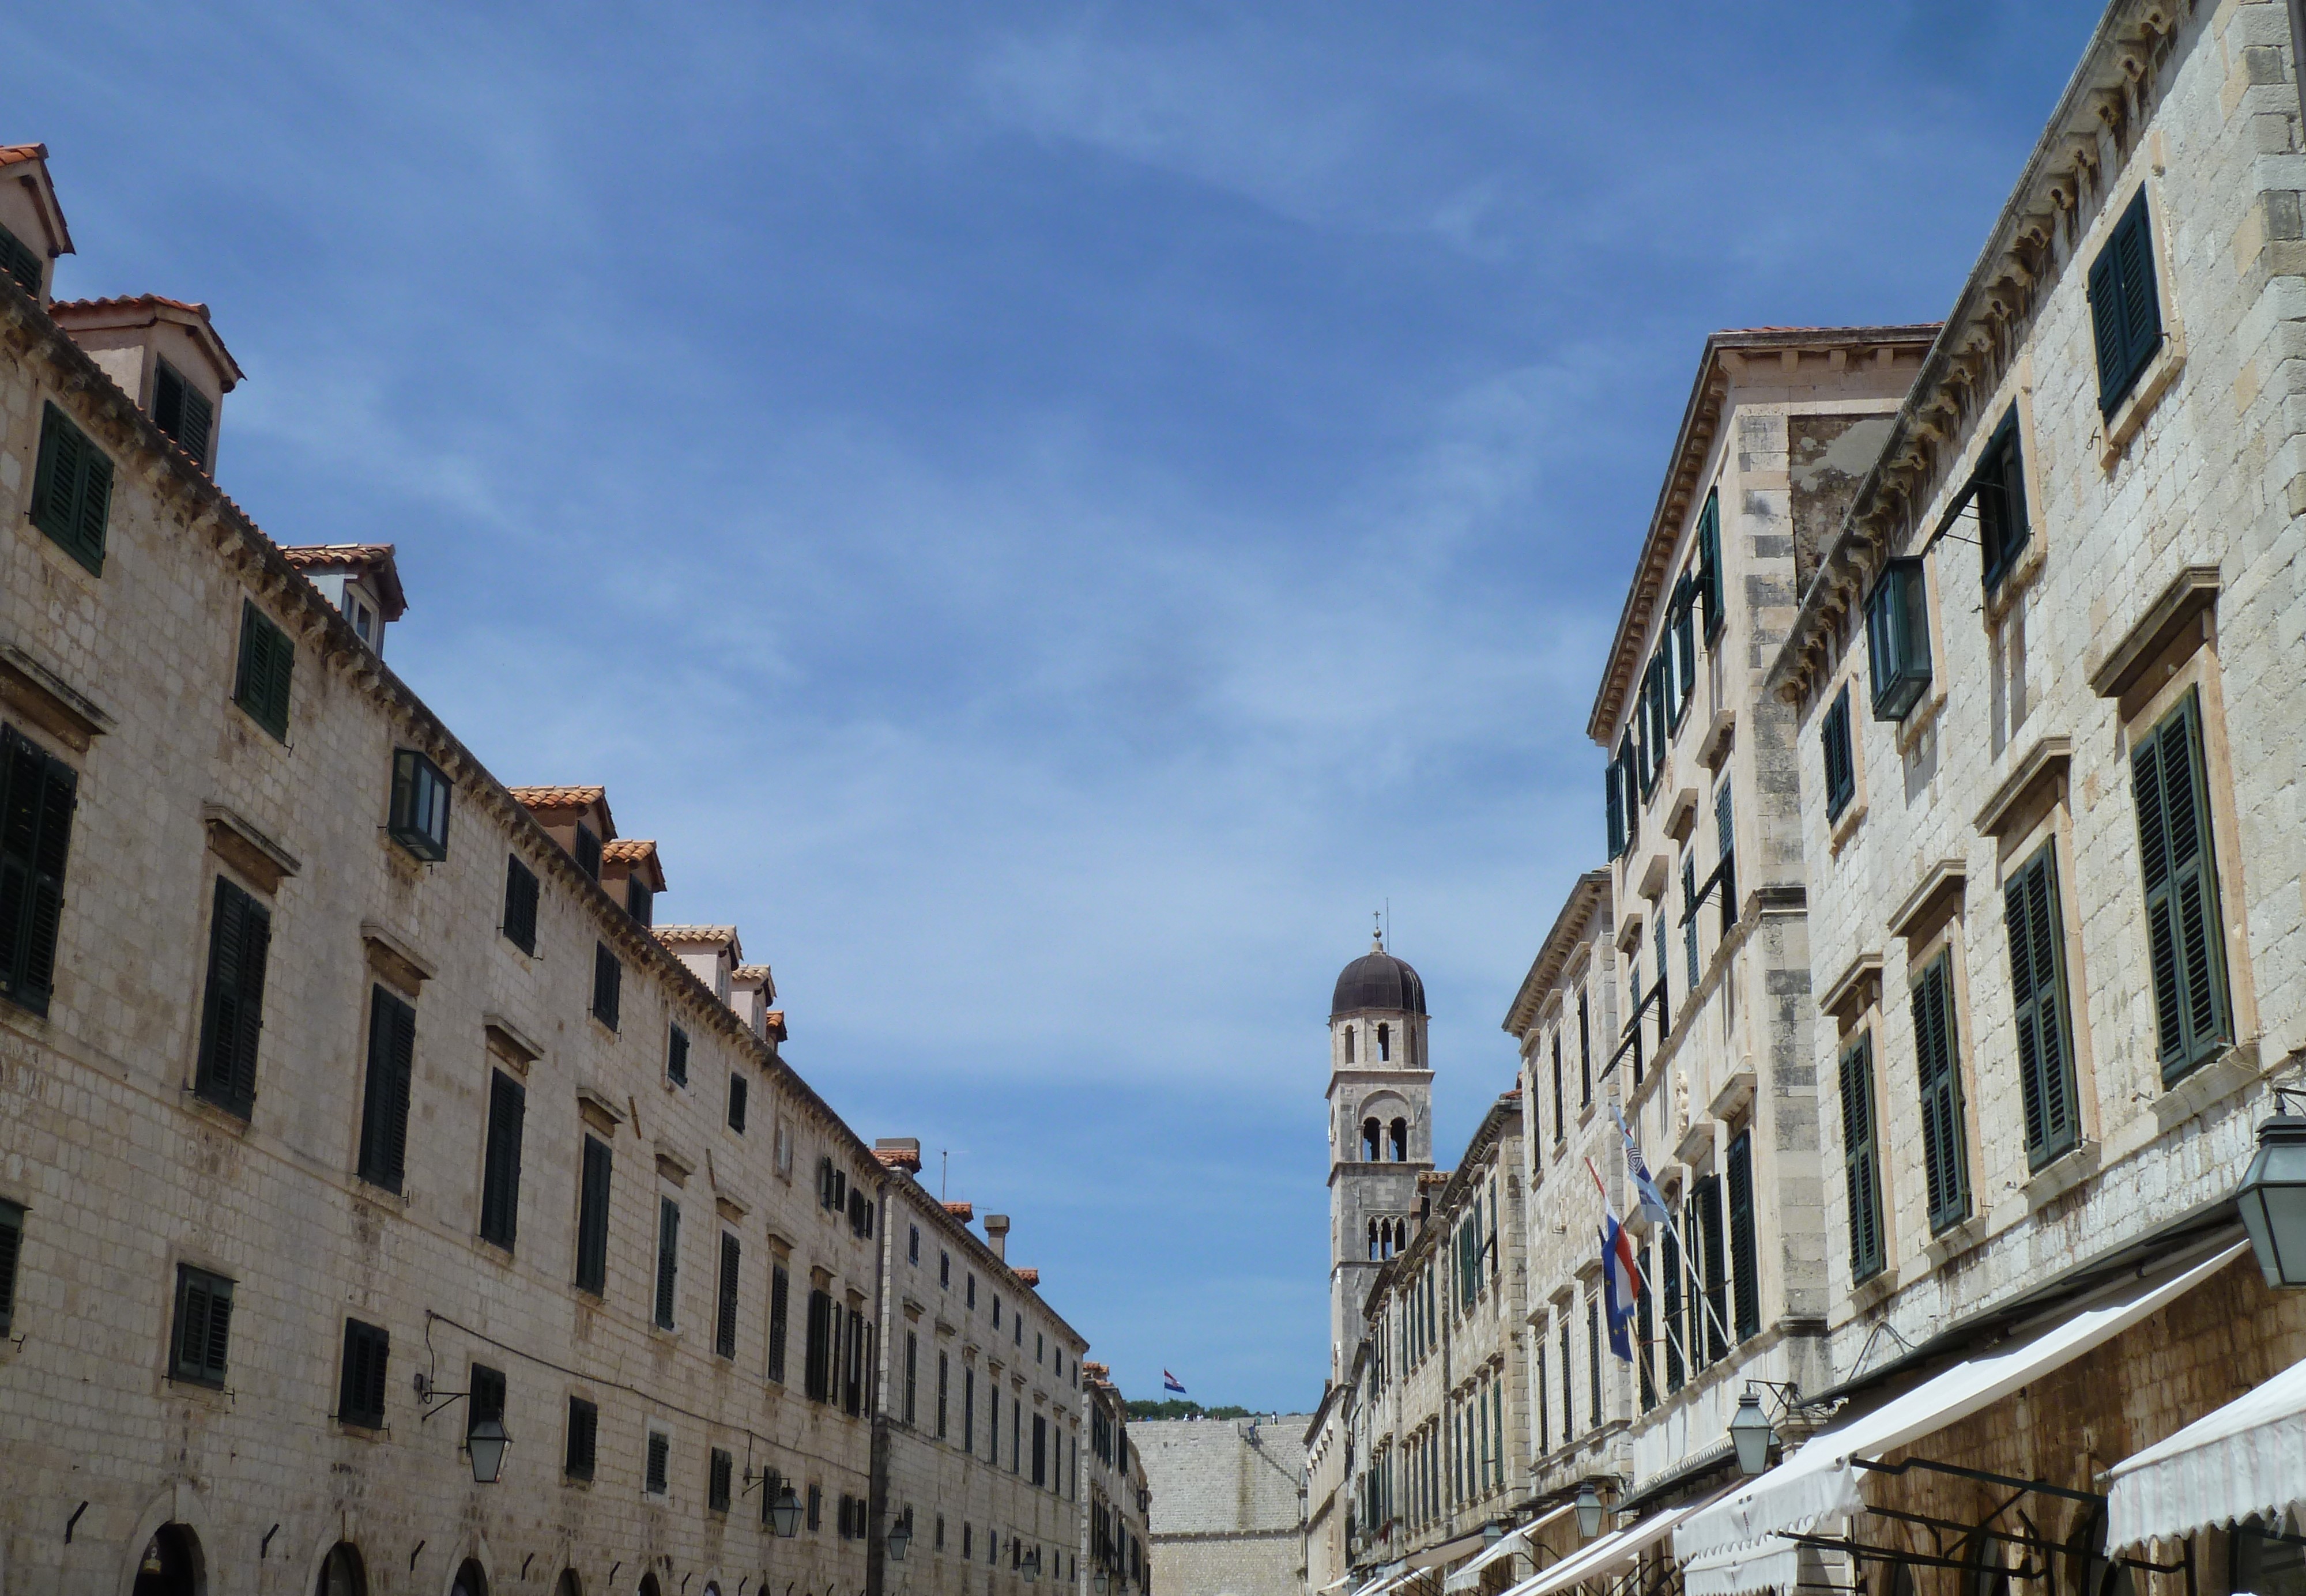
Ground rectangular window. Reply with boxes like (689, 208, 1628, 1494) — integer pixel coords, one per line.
(1840, 1035, 1885, 1284)
(232, 601, 293, 741)
(1550, 1035, 1563, 1143)
(1725, 1129, 1759, 1341)
(1663, 1214, 1683, 1391)
(807, 1483, 821, 1531)
(565, 1395, 598, 1481)
(1973, 410, 2030, 591)
(1559, 1320, 1573, 1436)
(646, 1432, 669, 1496)
(1606, 757, 1626, 861)
(667, 1024, 688, 1086)
(574, 825, 602, 881)
(1695, 1174, 1728, 1362)
(1715, 783, 1737, 937)
(1822, 684, 1855, 821)
(1696, 488, 1723, 644)
(905, 1330, 919, 1425)
(626, 878, 652, 926)
(768, 1262, 790, 1382)
(575, 1135, 611, 1295)
(387, 748, 451, 860)
(1033, 1413, 1049, 1485)
(194, 876, 270, 1118)
(0, 223, 42, 294)
(964, 1367, 976, 1454)
(2089, 189, 2164, 416)
(1578, 991, 1592, 1107)
(2133, 690, 2232, 1081)
(1912, 950, 1972, 1232)
(727, 1070, 748, 1133)
(1636, 1242, 1656, 1412)
(0, 1198, 20, 1338)
(805, 1289, 832, 1402)
(502, 856, 538, 955)
(710, 1448, 733, 1512)
(937, 1349, 950, 1438)
(356, 985, 416, 1193)
(0, 727, 76, 1015)
(169, 1263, 233, 1386)
(478, 1070, 526, 1251)
(591, 944, 621, 1031)
(716, 1232, 741, 1358)
(1585, 1297, 1601, 1430)
(2006, 843, 2081, 1167)
(29, 402, 112, 574)
(1865, 557, 1932, 721)
(1535, 1344, 1547, 1452)
(1682, 857, 1700, 993)
(1672, 583, 1697, 722)
(338, 1317, 389, 1428)
(152, 360, 216, 468)
(654, 1197, 680, 1330)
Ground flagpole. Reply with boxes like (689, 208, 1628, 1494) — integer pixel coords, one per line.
(1608, 1108, 1739, 1359)
(1586, 1156, 1700, 1382)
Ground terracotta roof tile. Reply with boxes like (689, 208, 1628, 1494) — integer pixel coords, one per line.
(48, 295, 244, 386)
(762, 1009, 786, 1042)
(1014, 1267, 1040, 1286)
(600, 839, 657, 864)
(278, 544, 406, 620)
(50, 292, 210, 318)
(875, 1146, 924, 1171)
(943, 1201, 974, 1221)
(733, 964, 773, 982)
(0, 145, 48, 170)
(654, 925, 737, 945)
(507, 785, 606, 809)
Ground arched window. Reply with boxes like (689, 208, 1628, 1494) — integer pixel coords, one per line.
(1377, 1023, 1391, 1062)
(1395, 1219, 1409, 1252)
(1362, 1119, 1381, 1161)
(315, 1545, 366, 1596)
(134, 1526, 201, 1596)
(1344, 1025, 1356, 1063)
(1367, 1220, 1379, 1261)
(1389, 1119, 1408, 1161)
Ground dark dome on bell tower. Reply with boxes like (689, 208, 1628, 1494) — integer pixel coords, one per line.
(1330, 938, 1427, 1018)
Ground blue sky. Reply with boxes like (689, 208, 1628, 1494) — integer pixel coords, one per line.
(21, 1, 2103, 1411)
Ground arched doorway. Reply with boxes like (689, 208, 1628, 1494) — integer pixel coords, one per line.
(555, 1572, 582, 1596)
(131, 1525, 201, 1596)
(638, 1574, 662, 1596)
(316, 1544, 367, 1596)
(451, 1561, 488, 1596)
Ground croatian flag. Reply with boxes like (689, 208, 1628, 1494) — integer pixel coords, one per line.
(1609, 1103, 1674, 1225)
(1163, 1370, 1187, 1394)
(1600, 1211, 1641, 1363)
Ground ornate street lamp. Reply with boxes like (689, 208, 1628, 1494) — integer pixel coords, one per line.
(1482, 1523, 1506, 1550)
(2239, 1095, 2306, 1288)
(1730, 1390, 1774, 1477)
(1574, 1484, 1604, 1540)
(466, 1418, 511, 1484)
(771, 1486, 804, 1539)
(887, 1515, 913, 1563)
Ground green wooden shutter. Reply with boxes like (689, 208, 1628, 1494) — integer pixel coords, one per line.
(1839, 1036, 1884, 1282)
(768, 1262, 789, 1380)
(566, 1397, 598, 1479)
(1661, 1218, 1683, 1392)
(2115, 198, 2161, 386)
(234, 602, 292, 741)
(1636, 1241, 1656, 1411)
(502, 854, 538, 953)
(340, 1319, 389, 1426)
(647, 1432, 669, 1494)
(2089, 245, 2128, 414)
(1726, 1129, 1759, 1340)
(30, 403, 111, 574)
(576, 1136, 611, 1293)
(479, 1070, 525, 1248)
(654, 1197, 680, 1329)
(179, 387, 214, 470)
(1715, 782, 1737, 934)
(1606, 760, 1626, 859)
(1696, 1174, 1728, 1361)
(0, 1199, 20, 1337)
(1698, 490, 1723, 643)
(717, 1232, 741, 1358)
(1912, 954, 1971, 1231)
(359, 986, 415, 1192)
(0, 729, 77, 1014)
(1822, 687, 1853, 820)
(2006, 845, 2079, 1167)
(197, 877, 269, 1115)
(0, 224, 42, 295)
(2133, 693, 2232, 1079)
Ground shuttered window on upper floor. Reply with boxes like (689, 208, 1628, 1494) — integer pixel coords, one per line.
(1696, 489, 1723, 644)
(575, 1134, 612, 1295)
(564, 1395, 598, 1480)
(1839, 1034, 1885, 1284)
(591, 943, 620, 1031)
(478, 1070, 525, 1250)
(716, 1232, 741, 1359)
(356, 985, 416, 1194)
(0, 1199, 20, 1338)
(1973, 409, 2030, 593)
(153, 361, 214, 470)
(169, 1264, 234, 1387)
(30, 403, 111, 575)
(195, 876, 270, 1118)
(1821, 685, 1855, 821)
(2132, 689, 2232, 1081)
(338, 1317, 389, 1428)
(1912, 952, 1972, 1233)
(2089, 190, 2164, 417)
(233, 601, 292, 742)
(2006, 843, 2080, 1169)
(0, 225, 42, 296)
(0, 726, 77, 1018)
(501, 854, 538, 955)
(1725, 1129, 1759, 1341)
(654, 1196, 680, 1329)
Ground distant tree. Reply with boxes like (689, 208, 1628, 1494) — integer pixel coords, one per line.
(1123, 1399, 1256, 1421)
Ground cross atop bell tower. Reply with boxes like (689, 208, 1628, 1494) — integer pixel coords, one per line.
(1324, 929, 1433, 1382)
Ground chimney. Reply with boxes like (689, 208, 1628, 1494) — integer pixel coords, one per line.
(984, 1213, 1011, 1261)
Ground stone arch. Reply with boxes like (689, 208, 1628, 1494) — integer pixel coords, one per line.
(1376, 1022, 1391, 1061)
(1389, 1119, 1408, 1161)
(638, 1572, 663, 1596)
(117, 1482, 215, 1596)
(1361, 1119, 1381, 1160)
(553, 1572, 583, 1596)
(1343, 1024, 1355, 1063)
(448, 1559, 488, 1596)
(312, 1542, 368, 1596)
(129, 1524, 204, 1596)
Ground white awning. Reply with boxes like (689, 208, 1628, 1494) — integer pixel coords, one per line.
(1445, 1503, 1577, 1591)
(2106, 1349, 2306, 1548)
(1674, 1241, 2248, 1596)
(1498, 1488, 1732, 1596)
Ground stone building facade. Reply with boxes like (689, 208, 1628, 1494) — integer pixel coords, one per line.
(1077, 1369, 1150, 1596)
(1678, 0, 2306, 1588)
(0, 145, 1137, 1596)
(1137, 1419, 1305, 1596)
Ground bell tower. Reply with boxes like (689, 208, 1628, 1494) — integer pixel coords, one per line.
(1325, 930, 1434, 1383)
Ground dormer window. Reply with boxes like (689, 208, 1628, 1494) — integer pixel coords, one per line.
(152, 360, 214, 469)
(627, 878, 653, 927)
(574, 824, 602, 881)
(344, 591, 378, 649)
(0, 224, 43, 297)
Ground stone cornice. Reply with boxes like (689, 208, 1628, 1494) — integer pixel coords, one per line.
(1501, 870, 1611, 1037)
(1768, 0, 2195, 706)
(1587, 325, 1940, 746)
(0, 274, 881, 1176)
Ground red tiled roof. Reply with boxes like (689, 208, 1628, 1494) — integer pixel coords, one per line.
(601, 839, 656, 864)
(278, 544, 406, 619)
(1014, 1268, 1040, 1286)
(0, 145, 48, 169)
(51, 292, 209, 318)
(48, 295, 244, 386)
(507, 785, 606, 809)
(654, 925, 737, 945)
(733, 964, 773, 982)
(875, 1146, 924, 1171)
(943, 1201, 974, 1221)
